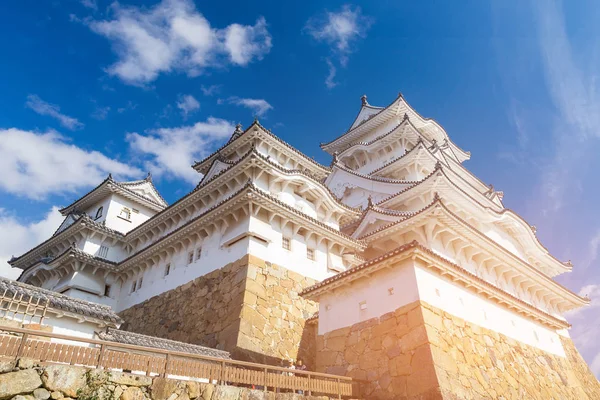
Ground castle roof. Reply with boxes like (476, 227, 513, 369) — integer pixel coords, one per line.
(98, 328, 230, 359)
(192, 120, 330, 180)
(0, 276, 122, 326)
(60, 173, 167, 216)
(321, 93, 470, 163)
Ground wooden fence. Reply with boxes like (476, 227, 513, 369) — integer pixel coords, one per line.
(0, 326, 356, 398)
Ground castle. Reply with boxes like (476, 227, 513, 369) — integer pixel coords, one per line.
(7, 93, 600, 399)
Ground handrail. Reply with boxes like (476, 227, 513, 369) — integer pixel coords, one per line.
(0, 326, 355, 397)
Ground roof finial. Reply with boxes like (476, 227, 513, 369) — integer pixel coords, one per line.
(367, 195, 373, 208)
(398, 92, 404, 99)
(403, 113, 409, 121)
(433, 192, 441, 201)
(332, 151, 339, 166)
(361, 94, 368, 106)
(235, 123, 243, 133)
(145, 172, 152, 182)
(565, 260, 573, 268)
(108, 173, 113, 180)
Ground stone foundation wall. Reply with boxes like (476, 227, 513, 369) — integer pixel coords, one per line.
(0, 361, 338, 400)
(120, 255, 318, 366)
(316, 300, 600, 400)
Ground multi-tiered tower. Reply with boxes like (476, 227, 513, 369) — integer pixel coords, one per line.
(302, 94, 598, 399)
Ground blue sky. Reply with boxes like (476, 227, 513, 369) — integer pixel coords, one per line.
(2, 0, 600, 374)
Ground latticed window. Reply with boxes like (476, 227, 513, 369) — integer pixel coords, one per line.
(195, 247, 202, 260)
(188, 251, 194, 264)
(282, 237, 291, 250)
(164, 263, 171, 276)
(138, 277, 143, 290)
(307, 248, 315, 260)
(119, 207, 131, 220)
(98, 245, 109, 258)
(131, 281, 137, 293)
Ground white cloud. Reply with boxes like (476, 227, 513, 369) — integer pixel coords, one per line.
(80, 0, 97, 11)
(304, 5, 372, 87)
(566, 283, 600, 377)
(201, 84, 221, 96)
(117, 101, 138, 113)
(126, 117, 235, 183)
(85, 0, 272, 86)
(91, 105, 110, 120)
(0, 128, 141, 199)
(25, 95, 84, 131)
(176, 94, 200, 117)
(531, 0, 600, 213)
(226, 96, 272, 117)
(325, 59, 337, 89)
(0, 207, 64, 280)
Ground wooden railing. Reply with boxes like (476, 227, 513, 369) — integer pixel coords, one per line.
(0, 327, 356, 398)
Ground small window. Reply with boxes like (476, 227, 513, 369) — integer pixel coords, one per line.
(282, 237, 291, 251)
(195, 247, 202, 261)
(95, 206, 103, 220)
(98, 245, 109, 258)
(119, 207, 131, 221)
(104, 284, 111, 297)
(188, 251, 194, 265)
(307, 248, 315, 260)
(164, 263, 171, 277)
(138, 277, 143, 290)
(131, 281, 137, 293)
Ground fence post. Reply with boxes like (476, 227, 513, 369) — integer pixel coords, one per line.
(307, 373, 311, 396)
(97, 344, 105, 369)
(337, 377, 342, 399)
(161, 354, 170, 378)
(220, 360, 226, 385)
(263, 367, 268, 392)
(15, 333, 28, 360)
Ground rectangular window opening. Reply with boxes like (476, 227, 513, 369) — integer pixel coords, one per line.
(307, 248, 315, 260)
(188, 251, 194, 265)
(282, 237, 291, 251)
(195, 247, 202, 261)
(104, 285, 111, 297)
(164, 263, 171, 277)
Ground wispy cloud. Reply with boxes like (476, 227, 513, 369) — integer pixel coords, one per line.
(80, 0, 97, 11)
(176, 94, 200, 117)
(117, 101, 138, 114)
(0, 128, 141, 199)
(91, 105, 110, 120)
(224, 96, 273, 117)
(126, 117, 235, 183)
(25, 95, 84, 130)
(201, 84, 222, 96)
(83, 0, 272, 86)
(304, 5, 373, 88)
(531, 0, 600, 214)
(0, 207, 64, 280)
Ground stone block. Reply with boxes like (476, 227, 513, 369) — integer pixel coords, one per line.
(0, 369, 42, 399)
(120, 387, 146, 400)
(41, 365, 86, 398)
(109, 372, 152, 387)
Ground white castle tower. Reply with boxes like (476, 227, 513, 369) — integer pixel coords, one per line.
(301, 93, 598, 399)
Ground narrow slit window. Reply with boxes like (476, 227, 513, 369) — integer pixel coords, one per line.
(95, 206, 103, 220)
(188, 251, 194, 265)
(164, 263, 171, 277)
(196, 247, 202, 261)
(138, 277, 143, 290)
(104, 284, 111, 297)
(131, 281, 137, 293)
(282, 237, 291, 251)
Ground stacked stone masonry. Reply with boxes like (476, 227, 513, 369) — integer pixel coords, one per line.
(119, 255, 318, 366)
(316, 300, 600, 400)
(0, 361, 342, 400)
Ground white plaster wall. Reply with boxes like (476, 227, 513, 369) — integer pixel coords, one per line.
(413, 264, 565, 356)
(317, 260, 566, 357)
(317, 259, 419, 335)
(115, 223, 249, 312)
(104, 195, 155, 234)
(247, 213, 340, 282)
(46, 315, 98, 344)
(84, 197, 112, 225)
